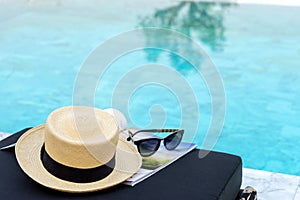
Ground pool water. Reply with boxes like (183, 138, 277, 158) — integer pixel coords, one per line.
(0, 1, 300, 176)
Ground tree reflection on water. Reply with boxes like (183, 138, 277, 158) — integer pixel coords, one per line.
(140, 1, 235, 51)
(139, 2, 235, 67)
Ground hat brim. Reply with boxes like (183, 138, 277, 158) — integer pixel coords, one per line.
(15, 125, 142, 193)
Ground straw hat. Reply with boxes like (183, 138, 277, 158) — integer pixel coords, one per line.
(103, 108, 127, 131)
(15, 106, 142, 193)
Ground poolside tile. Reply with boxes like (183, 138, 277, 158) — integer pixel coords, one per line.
(242, 168, 300, 200)
(294, 184, 300, 200)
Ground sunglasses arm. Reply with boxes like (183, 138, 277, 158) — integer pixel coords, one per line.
(126, 129, 159, 141)
(126, 130, 135, 142)
(126, 129, 182, 141)
(128, 129, 181, 139)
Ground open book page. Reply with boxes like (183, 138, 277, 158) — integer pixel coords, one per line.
(120, 130, 197, 186)
(0, 132, 9, 140)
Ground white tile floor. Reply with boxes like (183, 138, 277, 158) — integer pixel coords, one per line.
(242, 168, 300, 200)
(1, 132, 300, 199)
(295, 187, 300, 200)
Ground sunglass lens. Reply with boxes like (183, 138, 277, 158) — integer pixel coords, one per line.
(164, 131, 183, 150)
(138, 139, 160, 157)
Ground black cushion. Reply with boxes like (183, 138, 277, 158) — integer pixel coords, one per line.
(0, 129, 242, 200)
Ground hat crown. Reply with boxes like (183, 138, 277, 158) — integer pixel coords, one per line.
(44, 106, 119, 169)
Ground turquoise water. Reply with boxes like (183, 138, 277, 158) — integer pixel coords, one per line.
(0, 1, 300, 175)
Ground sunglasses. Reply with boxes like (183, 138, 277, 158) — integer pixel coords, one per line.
(126, 129, 184, 157)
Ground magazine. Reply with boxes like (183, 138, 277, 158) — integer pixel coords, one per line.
(121, 130, 197, 186)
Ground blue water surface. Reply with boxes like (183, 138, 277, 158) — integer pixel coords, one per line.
(0, 1, 299, 175)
